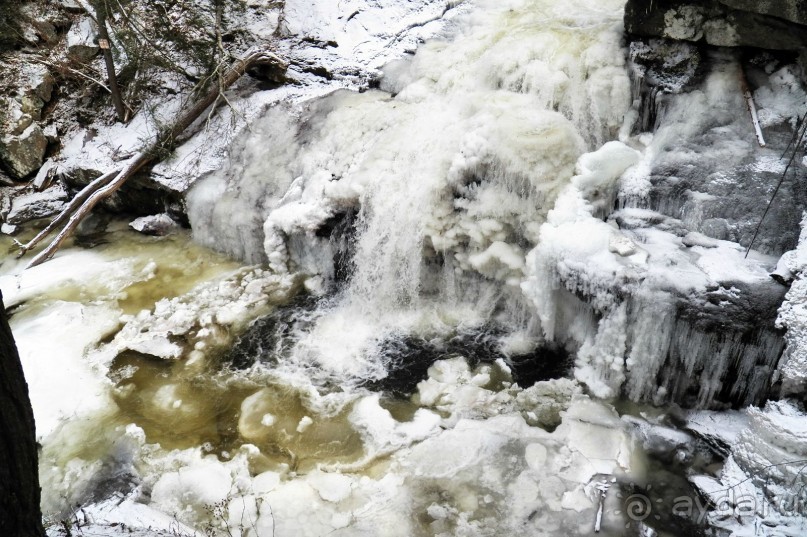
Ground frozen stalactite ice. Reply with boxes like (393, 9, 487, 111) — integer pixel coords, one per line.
(17, 0, 807, 535)
(523, 133, 788, 408)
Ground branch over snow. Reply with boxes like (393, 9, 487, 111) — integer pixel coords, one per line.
(18, 47, 288, 268)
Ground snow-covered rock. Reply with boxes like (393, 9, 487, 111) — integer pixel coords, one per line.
(6, 182, 68, 224)
(65, 16, 99, 61)
(128, 214, 179, 236)
(0, 122, 48, 178)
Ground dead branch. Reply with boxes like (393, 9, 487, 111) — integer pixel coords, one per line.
(739, 65, 766, 147)
(29, 57, 111, 94)
(13, 169, 118, 257)
(21, 48, 287, 268)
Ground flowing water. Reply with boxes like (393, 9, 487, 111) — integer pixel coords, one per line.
(1, 0, 755, 535)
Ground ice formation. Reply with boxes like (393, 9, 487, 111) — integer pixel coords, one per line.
(188, 0, 631, 394)
(4, 0, 807, 535)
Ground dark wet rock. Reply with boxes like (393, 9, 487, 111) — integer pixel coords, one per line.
(224, 295, 321, 370)
(225, 300, 572, 398)
(6, 184, 68, 225)
(76, 212, 108, 236)
(0, 123, 47, 179)
(718, 0, 807, 27)
(59, 165, 186, 220)
(364, 328, 572, 397)
(74, 213, 110, 248)
(625, 0, 807, 51)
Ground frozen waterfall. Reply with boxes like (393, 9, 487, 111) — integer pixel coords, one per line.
(6, 0, 806, 535)
(188, 0, 636, 395)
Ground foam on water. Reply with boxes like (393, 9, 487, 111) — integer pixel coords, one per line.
(187, 0, 631, 389)
(4, 0, 747, 534)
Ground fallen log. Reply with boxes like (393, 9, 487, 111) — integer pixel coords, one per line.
(18, 47, 287, 268)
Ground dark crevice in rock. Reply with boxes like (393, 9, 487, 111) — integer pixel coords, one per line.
(364, 328, 573, 397)
(313, 208, 358, 287)
(625, 0, 807, 51)
(224, 295, 321, 371)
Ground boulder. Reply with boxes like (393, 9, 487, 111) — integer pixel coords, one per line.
(5, 101, 33, 136)
(23, 63, 54, 104)
(129, 213, 180, 236)
(625, 0, 807, 50)
(66, 17, 99, 61)
(0, 123, 47, 179)
(32, 159, 61, 191)
(6, 184, 68, 225)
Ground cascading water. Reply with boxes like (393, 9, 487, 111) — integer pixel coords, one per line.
(6, 0, 805, 535)
(187, 0, 632, 394)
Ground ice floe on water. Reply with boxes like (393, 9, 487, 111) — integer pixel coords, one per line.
(8, 0, 807, 535)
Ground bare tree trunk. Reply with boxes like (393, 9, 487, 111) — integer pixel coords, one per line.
(0, 292, 44, 537)
(96, 3, 127, 123)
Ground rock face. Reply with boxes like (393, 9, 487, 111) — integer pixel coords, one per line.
(0, 124, 48, 179)
(625, 0, 807, 50)
(719, 0, 807, 27)
(0, 60, 55, 179)
(65, 16, 99, 61)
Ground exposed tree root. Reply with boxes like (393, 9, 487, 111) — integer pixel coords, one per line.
(18, 48, 287, 269)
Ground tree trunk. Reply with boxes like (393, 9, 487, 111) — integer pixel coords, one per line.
(96, 4, 127, 123)
(0, 292, 44, 537)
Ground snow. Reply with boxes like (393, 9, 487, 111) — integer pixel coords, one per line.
(46, 493, 199, 537)
(688, 401, 807, 536)
(12, 0, 807, 535)
(686, 409, 749, 447)
(10, 301, 118, 439)
(776, 214, 807, 395)
(280, 0, 457, 72)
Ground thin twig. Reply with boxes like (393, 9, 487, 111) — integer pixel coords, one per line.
(30, 58, 111, 93)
